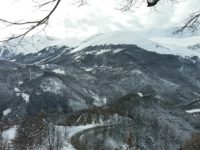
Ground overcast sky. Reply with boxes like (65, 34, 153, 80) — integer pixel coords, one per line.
(0, 0, 199, 40)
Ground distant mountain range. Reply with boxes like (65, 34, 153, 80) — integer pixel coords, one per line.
(0, 31, 200, 150)
(1, 31, 200, 60)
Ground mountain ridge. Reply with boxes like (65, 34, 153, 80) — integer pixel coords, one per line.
(0, 31, 200, 150)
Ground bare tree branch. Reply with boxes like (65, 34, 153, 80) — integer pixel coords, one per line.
(120, 0, 161, 11)
(0, 0, 61, 43)
(77, 0, 88, 6)
(147, 0, 160, 7)
(34, 0, 57, 8)
(0, 0, 199, 44)
(174, 11, 200, 34)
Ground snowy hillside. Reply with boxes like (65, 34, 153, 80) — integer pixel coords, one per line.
(0, 45, 16, 59)
(151, 36, 200, 47)
(71, 31, 200, 58)
(1, 31, 200, 59)
(0, 36, 81, 57)
(0, 30, 200, 150)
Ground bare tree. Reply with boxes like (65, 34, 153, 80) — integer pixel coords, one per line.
(0, 134, 10, 150)
(0, 0, 62, 43)
(0, 0, 199, 43)
(180, 133, 200, 150)
(122, 0, 200, 34)
(174, 11, 200, 34)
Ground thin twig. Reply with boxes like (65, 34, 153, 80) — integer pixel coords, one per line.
(0, 0, 61, 43)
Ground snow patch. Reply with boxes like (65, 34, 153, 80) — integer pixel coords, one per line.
(99, 65, 113, 70)
(39, 65, 46, 69)
(81, 67, 93, 72)
(14, 87, 20, 92)
(106, 138, 129, 150)
(18, 81, 23, 85)
(107, 138, 129, 150)
(107, 138, 119, 148)
(53, 69, 65, 75)
(14, 87, 30, 102)
(131, 69, 142, 75)
(2, 126, 17, 141)
(102, 97, 108, 104)
(74, 55, 81, 60)
(186, 109, 200, 114)
(89, 91, 107, 106)
(137, 92, 143, 97)
(95, 49, 111, 55)
(113, 48, 123, 54)
(21, 93, 30, 103)
(68, 99, 86, 111)
(37, 52, 42, 57)
(3, 108, 11, 116)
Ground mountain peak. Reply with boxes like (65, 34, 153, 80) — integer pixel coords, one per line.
(0, 36, 81, 56)
(70, 31, 200, 58)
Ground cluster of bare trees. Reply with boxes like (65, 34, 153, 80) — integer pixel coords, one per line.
(0, 121, 15, 150)
(180, 133, 200, 150)
(0, 0, 199, 44)
(11, 112, 63, 150)
(0, 133, 10, 150)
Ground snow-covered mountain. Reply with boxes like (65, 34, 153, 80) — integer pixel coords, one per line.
(0, 35, 81, 60)
(72, 31, 200, 58)
(0, 45, 16, 59)
(0, 31, 200, 150)
(1, 31, 200, 60)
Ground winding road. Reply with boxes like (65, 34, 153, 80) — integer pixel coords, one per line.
(70, 124, 123, 150)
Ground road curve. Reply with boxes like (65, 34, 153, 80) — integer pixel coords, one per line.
(70, 124, 122, 150)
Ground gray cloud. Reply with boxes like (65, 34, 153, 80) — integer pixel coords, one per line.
(3, 0, 197, 39)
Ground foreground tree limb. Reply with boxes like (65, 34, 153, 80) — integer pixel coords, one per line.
(147, 0, 160, 7)
(0, 0, 61, 43)
(174, 11, 200, 34)
(120, 0, 160, 11)
(0, 0, 199, 44)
